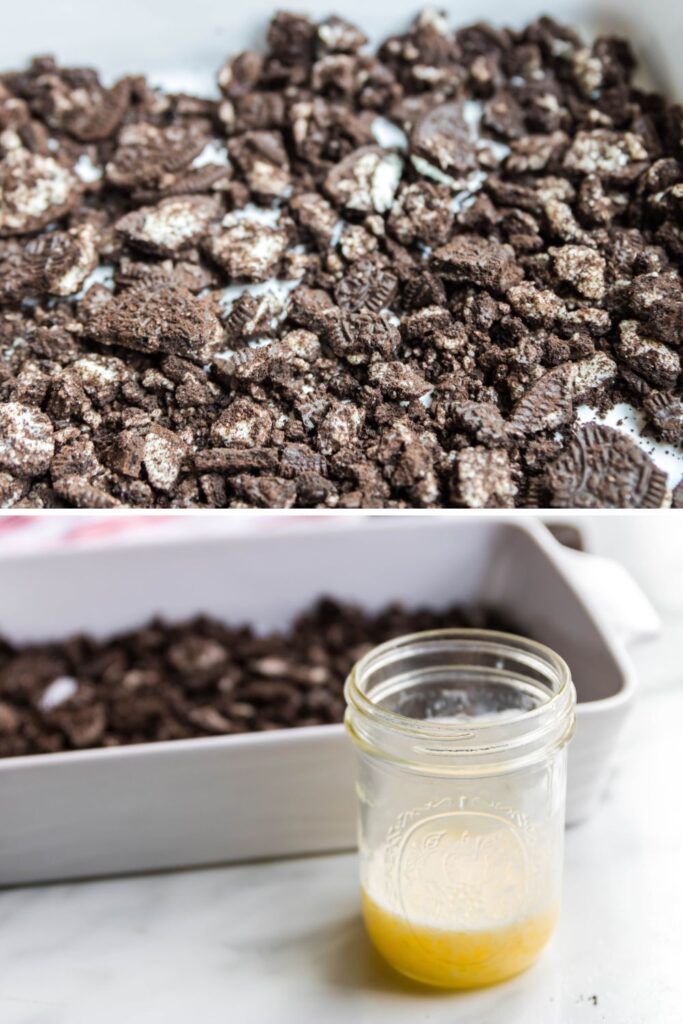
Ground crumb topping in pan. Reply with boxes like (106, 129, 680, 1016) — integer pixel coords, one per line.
(0, 12, 682, 508)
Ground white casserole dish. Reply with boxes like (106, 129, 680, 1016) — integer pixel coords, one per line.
(0, 518, 651, 885)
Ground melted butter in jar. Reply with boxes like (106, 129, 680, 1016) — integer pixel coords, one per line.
(362, 890, 558, 989)
(360, 813, 560, 988)
(345, 630, 576, 990)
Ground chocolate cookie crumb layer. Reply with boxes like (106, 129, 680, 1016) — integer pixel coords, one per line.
(0, 599, 517, 757)
(0, 12, 681, 508)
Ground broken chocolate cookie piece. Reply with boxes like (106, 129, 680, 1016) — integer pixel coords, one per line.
(83, 282, 223, 357)
(210, 397, 273, 448)
(0, 148, 81, 236)
(289, 191, 338, 249)
(53, 475, 121, 509)
(317, 401, 363, 454)
(222, 290, 281, 342)
(432, 235, 522, 293)
(317, 15, 368, 54)
(550, 244, 606, 300)
(452, 447, 517, 508)
(115, 195, 222, 257)
(333, 259, 397, 313)
(0, 401, 54, 477)
(105, 122, 208, 191)
(563, 130, 649, 183)
(71, 353, 127, 404)
(643, 391, 683, 444)
(410, 101, 477, 176)
(367, 360, 430, 400)
(387, 181, 454, 247)
(545, 424, 667, 508)
(507, 282, 564, 326)
(569, 354, 618, 403)
(453, 401, 508, 447)
(194, 447, 279, 474)
(232, 473, 297, 508)
(1, 223, 98, 301)
(628, 271, 683, 346)
(19, 61, 131, 142)
(482, 89, 526, 140)
(505, 131, 569, 174)
(323, 308, 401, 365)
(616, 321, 681, 389)
(47, 76, 131, 142)
(49, 703, 107, 749)
(141, 425, 189, 492)
(507, 364, 574, 437)
(115, 256, 217, 295)
(324, 145, 403, 214)
(0, 472, 27, 508)
(228, 130, 291, 199)
(205, 214, 288, 282)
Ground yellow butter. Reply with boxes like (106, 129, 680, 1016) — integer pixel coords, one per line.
(362, 889, 557, 988)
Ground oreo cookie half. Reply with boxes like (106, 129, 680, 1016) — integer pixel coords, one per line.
(545, 424, 667, 508)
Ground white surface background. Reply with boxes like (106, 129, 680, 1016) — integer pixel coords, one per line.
(0, 516, 680, 1022)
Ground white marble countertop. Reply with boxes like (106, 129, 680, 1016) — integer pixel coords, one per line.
(1, 615, 681, 1024)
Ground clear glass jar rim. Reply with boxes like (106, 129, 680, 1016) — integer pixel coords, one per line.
(345, 628, 574, 744)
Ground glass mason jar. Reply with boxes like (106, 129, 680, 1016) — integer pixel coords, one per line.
(344, 629, 576, 989)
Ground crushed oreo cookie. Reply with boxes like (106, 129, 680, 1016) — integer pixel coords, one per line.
(0, 598, 517, 757)
(0, 11, 681, 508)
(543, 423, 667, 508)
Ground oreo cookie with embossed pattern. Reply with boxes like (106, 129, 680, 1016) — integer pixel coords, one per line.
(545, 424, 667, 508)
(334, 259, 398, 313)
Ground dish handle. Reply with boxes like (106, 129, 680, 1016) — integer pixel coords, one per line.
(551, 544, 661, 647)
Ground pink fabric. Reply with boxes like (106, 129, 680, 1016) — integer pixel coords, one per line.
(0, 514, 341, 553)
